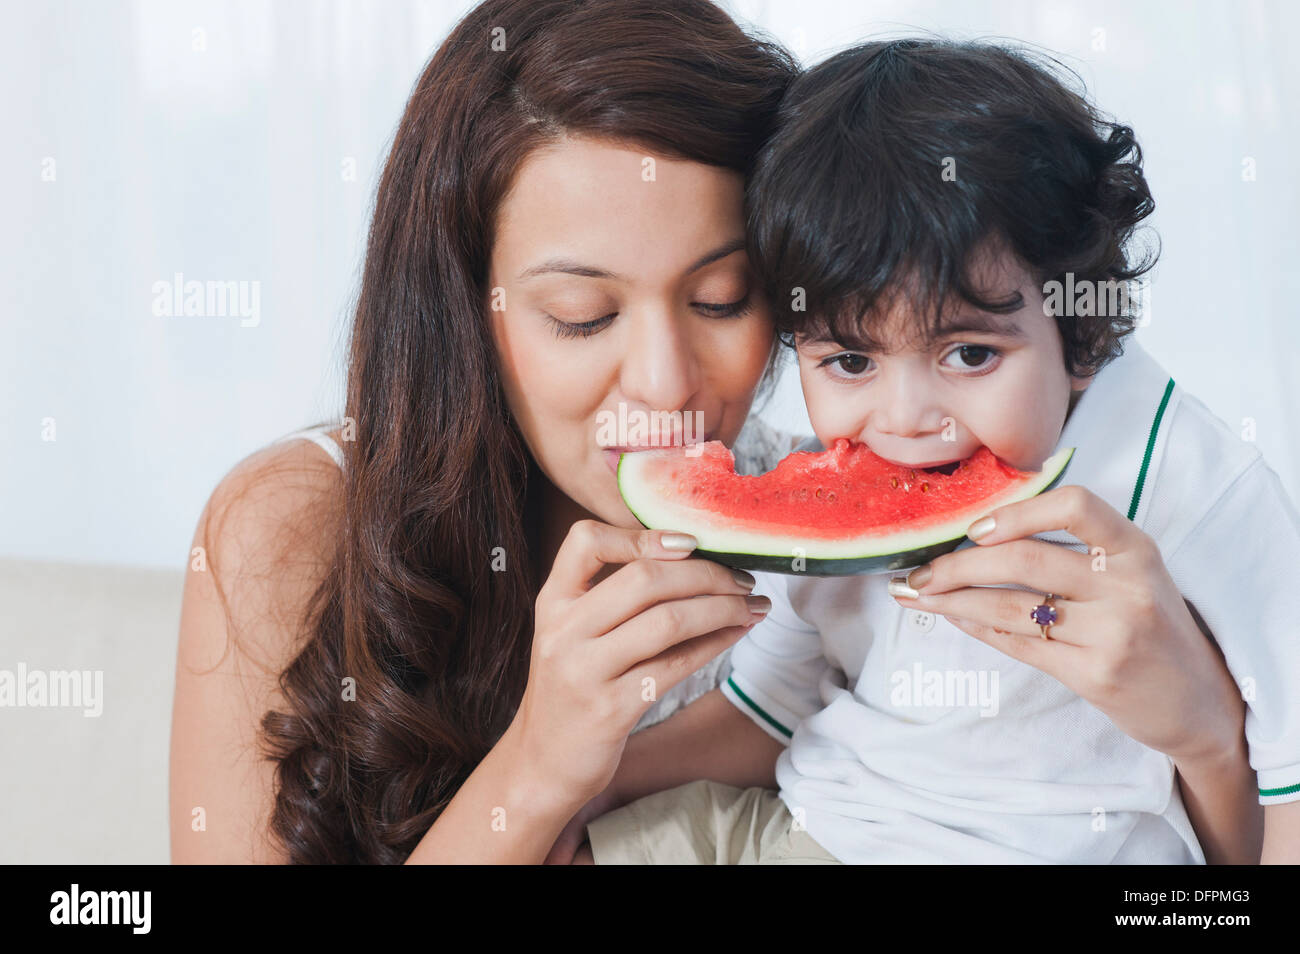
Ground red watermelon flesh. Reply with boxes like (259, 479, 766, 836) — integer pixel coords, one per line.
(617, 438, 1075, 575)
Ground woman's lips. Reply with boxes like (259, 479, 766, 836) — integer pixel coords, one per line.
(603, 435, 713, 473)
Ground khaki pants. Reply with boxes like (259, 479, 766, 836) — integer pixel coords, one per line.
(585, 780, 842, 865)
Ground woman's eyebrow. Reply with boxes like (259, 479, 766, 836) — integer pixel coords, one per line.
(517, 237, 747, 282)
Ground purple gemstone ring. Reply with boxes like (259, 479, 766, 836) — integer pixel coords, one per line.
(1030, 593, 1059, 640)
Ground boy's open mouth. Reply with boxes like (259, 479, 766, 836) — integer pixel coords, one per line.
(920, 460, 964, 476)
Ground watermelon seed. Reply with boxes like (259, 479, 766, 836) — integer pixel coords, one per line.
(814, 487, 823, 500)
(890, 477, 899, 489)
(827, 491, 837, 502)
(920, 481, 930, 493)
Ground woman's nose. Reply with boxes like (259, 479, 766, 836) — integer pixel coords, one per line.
(619, 307, 698, 413)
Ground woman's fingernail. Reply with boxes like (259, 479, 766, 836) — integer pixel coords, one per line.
(907, 564, 932, 589)
(746, 595, 772, 615)
(888, 577, 919, 600)
(967, 516, 996, 541)
(731, 569, 757, 589)
(660, 532, 698, 551)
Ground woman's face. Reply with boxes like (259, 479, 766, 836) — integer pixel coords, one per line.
(487, 135, 775, 528)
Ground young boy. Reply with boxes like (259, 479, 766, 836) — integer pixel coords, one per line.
(580, 39, 1300, 863)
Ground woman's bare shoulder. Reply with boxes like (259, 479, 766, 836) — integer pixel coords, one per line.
(196, 433, 343, 657)
(170, 433, 343, 863)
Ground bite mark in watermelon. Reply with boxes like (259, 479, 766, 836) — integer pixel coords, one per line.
(617, 438, 1074, 575)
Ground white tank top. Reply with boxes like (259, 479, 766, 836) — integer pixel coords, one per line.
(274, 423, 343, 469)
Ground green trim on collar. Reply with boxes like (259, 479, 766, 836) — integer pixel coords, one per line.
(1126, 377, 1175, 521)
(726, 675, 793, 738)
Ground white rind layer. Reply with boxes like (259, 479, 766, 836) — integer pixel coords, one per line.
(619, 446, 1075, 561)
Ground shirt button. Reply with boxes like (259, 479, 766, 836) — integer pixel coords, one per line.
(905, 609, 936, 634)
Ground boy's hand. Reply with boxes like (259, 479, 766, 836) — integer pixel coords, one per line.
(888, 484, 1245, 768)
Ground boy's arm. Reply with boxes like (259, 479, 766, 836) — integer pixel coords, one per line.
(1261, 802, 1300, 863)
(612, 688, 786, 805)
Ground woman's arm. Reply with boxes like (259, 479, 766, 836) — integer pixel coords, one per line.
(1169, 599, 1264, 864)
(171, 442, 589, 863)
(170, 441, 336, 863)
(406, 522, 766, 863)
(1261, 802, 1300, 863)
(1174, 740, 1263, 865)
(544, 687, 783, 864)
(173, 441, 766, 863)
(402, 716, 590, 863)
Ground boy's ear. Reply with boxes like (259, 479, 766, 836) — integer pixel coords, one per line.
(1068, 372, 1095, 393)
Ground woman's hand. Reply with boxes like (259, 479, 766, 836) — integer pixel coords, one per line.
(888, 484, 1245, 767)
(510, 520, 769, 816)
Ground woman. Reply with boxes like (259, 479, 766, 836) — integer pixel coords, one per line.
(169, 0, 1261, 864)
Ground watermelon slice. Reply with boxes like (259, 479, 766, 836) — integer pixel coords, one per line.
(617, 439, 1074, 575)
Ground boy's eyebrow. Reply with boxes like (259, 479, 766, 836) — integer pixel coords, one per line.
(799, 310, 1027, 352)
(926, 311, 1029, 343)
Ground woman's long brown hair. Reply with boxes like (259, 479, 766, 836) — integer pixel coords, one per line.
(249, 0, 796, 863)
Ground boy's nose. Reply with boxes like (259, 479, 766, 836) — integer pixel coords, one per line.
(871, 376, 940, 439)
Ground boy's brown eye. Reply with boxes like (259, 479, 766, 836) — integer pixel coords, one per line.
(813, 350, 873, 378)
(942, 344, 1000, 371)
(956, 345, 993, 366)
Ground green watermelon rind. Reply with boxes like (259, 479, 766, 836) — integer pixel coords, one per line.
(618, 445, 1075, 577)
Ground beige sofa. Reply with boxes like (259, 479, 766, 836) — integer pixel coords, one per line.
(0, 556, 726, 864)
(0, 559, 184, 864)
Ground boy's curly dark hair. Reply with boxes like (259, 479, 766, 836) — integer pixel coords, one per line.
(747, 37, 1157, 378)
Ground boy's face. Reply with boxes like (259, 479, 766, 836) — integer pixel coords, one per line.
(794, 250, 1092, 474)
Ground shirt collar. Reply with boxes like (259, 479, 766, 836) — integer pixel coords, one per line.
(1041, 334, 1178, 543)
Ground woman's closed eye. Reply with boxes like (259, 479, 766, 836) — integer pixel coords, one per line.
(544, 294, 753, 339)
(547, 312, 615, 339)
(693, 293, 752, 319)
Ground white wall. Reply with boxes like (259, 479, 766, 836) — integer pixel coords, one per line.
(2, 0, 1296, 570)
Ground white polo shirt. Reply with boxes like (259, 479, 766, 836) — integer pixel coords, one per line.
(721, 335, 1300, 863)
